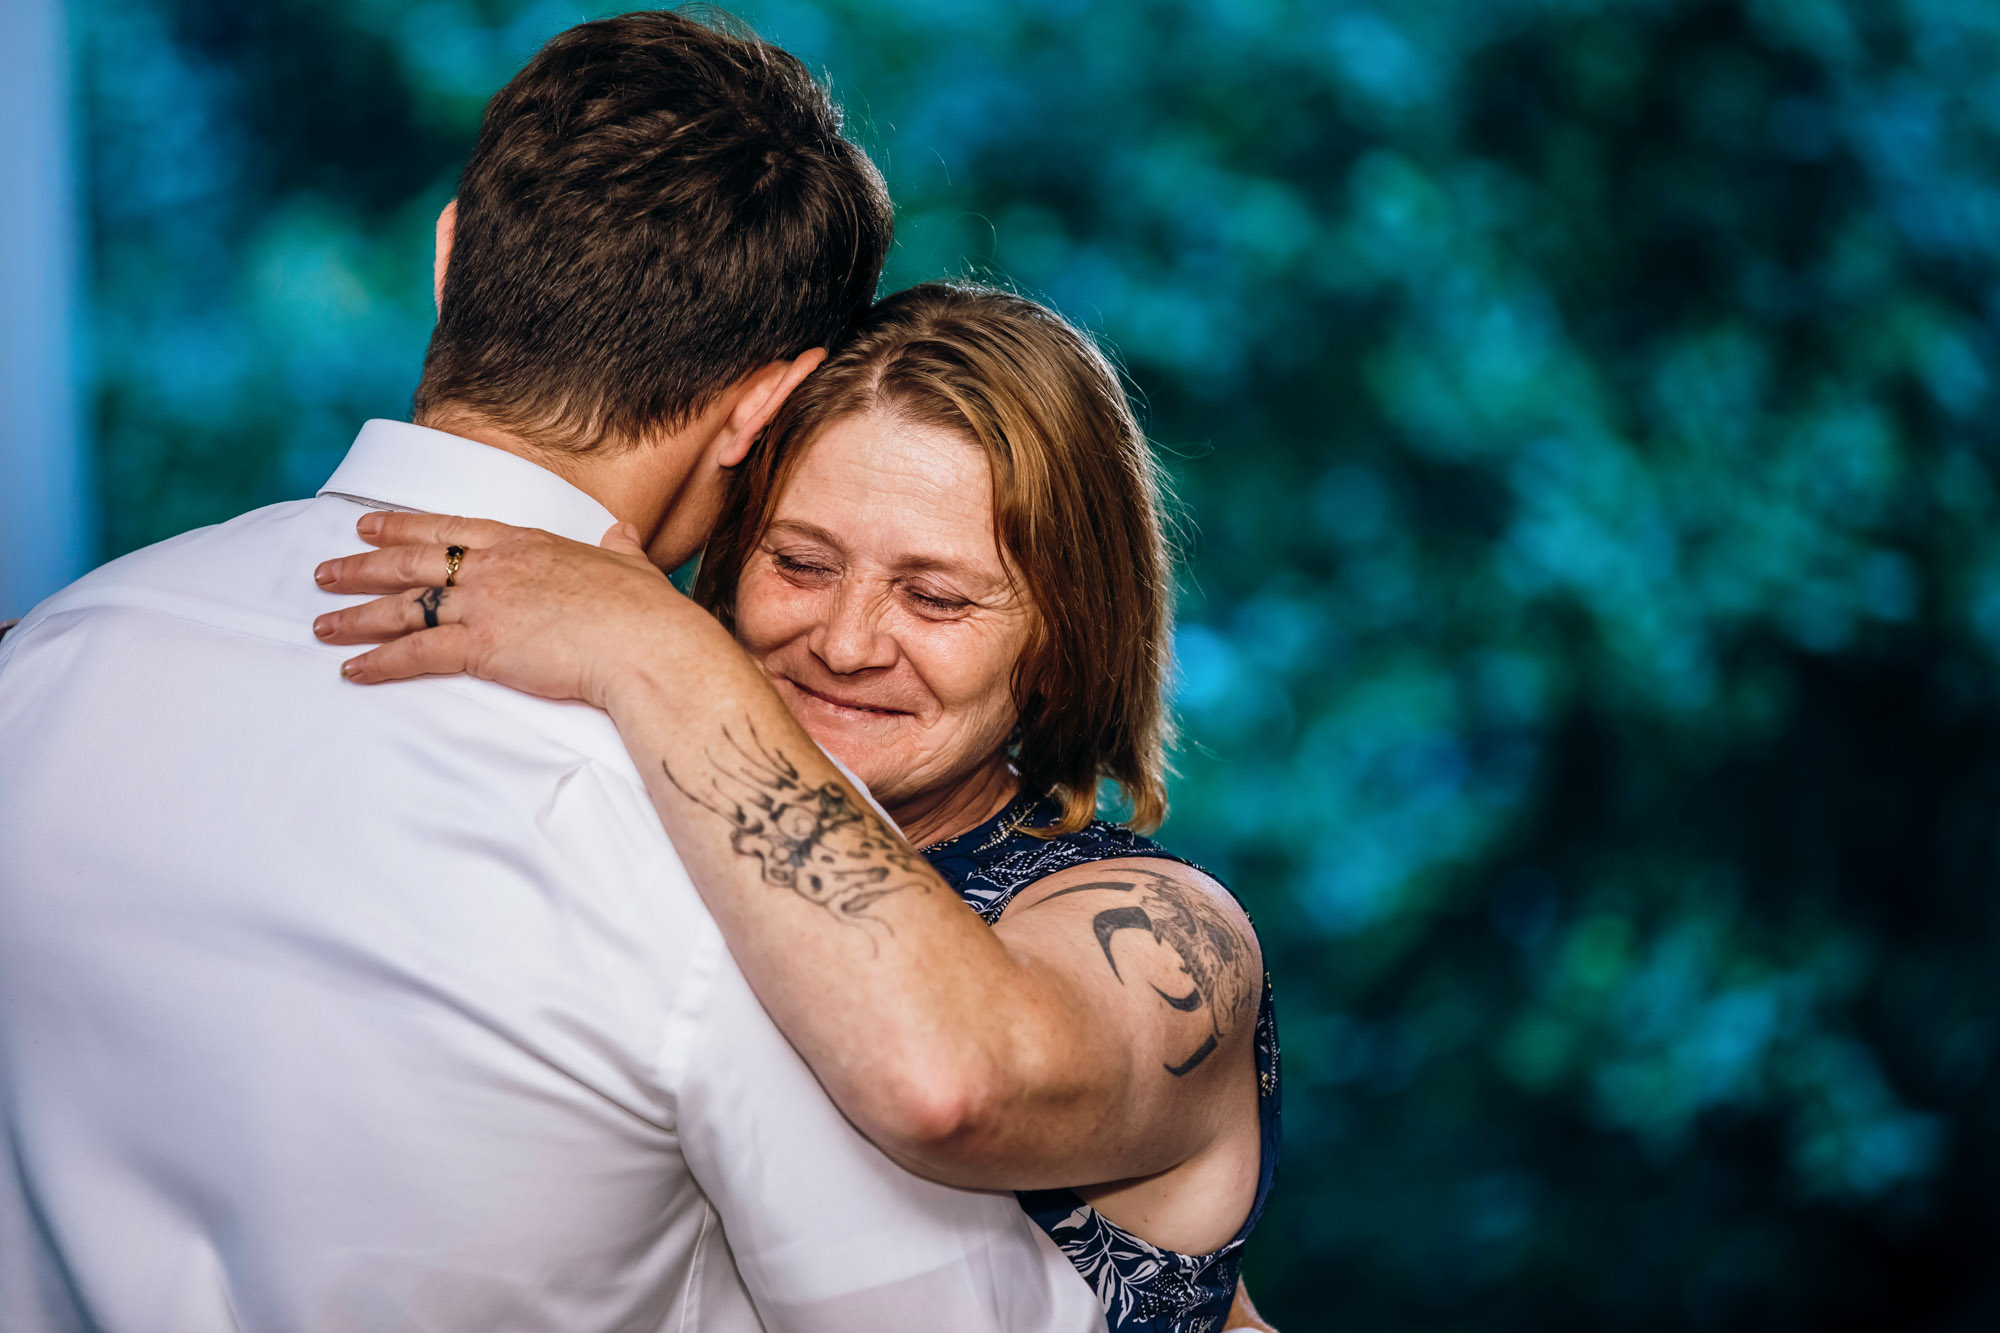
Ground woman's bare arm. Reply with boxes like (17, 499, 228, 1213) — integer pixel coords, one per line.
(1227, 1279, 1281, 1332)
(313, 512, 1262, 1196)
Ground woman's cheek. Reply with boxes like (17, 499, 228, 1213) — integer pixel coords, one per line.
(907, 618, 1023, 738)
(734, 566, 819, 656)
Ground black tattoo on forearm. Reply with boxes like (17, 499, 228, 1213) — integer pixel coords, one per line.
(1028, 872, 1253, 1077)
(662, 721, 931, 929)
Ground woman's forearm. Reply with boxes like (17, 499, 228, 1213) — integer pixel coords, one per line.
(603, 608, 1118, 1186)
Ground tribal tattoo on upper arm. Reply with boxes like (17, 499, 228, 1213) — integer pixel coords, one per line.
(1027, 870, 1255, 1077)
(661, 721, 932, 930)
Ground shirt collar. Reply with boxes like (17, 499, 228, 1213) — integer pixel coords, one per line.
(318, 419, 619, 546)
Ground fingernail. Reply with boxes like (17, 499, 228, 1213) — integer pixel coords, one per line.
(340, 660, 361, 679)
(357, 513, 383, 536)
(313, 616, 333, 639)
(314, 563, 334, 586)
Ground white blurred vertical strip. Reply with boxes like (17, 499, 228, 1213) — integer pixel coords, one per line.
(0, 0, 91, 618)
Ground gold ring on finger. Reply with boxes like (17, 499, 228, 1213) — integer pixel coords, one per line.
(444, 545, 466, 587)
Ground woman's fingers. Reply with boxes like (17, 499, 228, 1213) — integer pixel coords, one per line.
(316, 543, 467, 595)
(355, 511, 517, 550)
(339, 625, 476, 684)
(314, 587, 458, 645)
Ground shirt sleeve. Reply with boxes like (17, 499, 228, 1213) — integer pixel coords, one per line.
(668, 920, 1104, 1333)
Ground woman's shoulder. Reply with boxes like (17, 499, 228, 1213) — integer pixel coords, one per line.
(1005, 852, 1263, 981)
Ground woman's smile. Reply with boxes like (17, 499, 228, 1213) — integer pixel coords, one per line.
(774, 673, 915, 724)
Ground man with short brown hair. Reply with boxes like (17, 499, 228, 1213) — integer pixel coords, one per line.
(0, 12, 1100, 1331)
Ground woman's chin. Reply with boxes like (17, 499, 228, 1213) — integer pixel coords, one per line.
(768, 678, 912, 797)
(796, 716, 894, 791)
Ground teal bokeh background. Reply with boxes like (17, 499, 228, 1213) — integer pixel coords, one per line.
(67, 1, 2000, 1327)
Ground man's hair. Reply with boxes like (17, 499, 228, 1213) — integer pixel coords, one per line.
(694, 282, 1177, 835)
(413, 9, 892, 452)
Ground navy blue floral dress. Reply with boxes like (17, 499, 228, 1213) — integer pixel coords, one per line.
(923, 795, 1281, 1333)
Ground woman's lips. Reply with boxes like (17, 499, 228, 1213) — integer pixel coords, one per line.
(782, 678, 912, 719)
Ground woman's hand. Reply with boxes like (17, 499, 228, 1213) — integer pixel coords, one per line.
(311, 511, 702, 712)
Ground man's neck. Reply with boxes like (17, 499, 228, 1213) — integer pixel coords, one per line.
(415, 409, 704, 557)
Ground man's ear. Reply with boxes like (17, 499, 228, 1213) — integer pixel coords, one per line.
(716, 347, 828, 468)
(433, 200, 458, 313)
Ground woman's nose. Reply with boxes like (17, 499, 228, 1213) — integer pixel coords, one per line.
(810, 582, 898, 675)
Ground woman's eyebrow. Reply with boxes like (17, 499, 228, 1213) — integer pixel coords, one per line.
(893, 553, 1023, 602)
(766, 518, 843, 547)
(893, 553, 981, 577)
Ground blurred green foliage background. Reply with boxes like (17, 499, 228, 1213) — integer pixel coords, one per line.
(76, 0, 2000, 1327)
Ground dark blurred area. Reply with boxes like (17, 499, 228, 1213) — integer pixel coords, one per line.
(31, 0, 2000, 1327)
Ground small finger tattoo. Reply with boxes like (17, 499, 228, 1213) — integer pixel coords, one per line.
(418, 586, 447, 629)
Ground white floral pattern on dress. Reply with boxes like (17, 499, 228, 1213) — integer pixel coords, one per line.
(1037, 1201, 1233, 1333)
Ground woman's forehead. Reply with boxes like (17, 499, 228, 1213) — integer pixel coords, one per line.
(773, 411, 1005, 569)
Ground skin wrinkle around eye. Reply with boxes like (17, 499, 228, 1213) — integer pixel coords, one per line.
(765, 519, 1013, 618)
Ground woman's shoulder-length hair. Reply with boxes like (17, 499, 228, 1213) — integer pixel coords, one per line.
(692, 280, 1176, 835)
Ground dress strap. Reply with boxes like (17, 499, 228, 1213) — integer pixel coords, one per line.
(923, 795, 1199, 925)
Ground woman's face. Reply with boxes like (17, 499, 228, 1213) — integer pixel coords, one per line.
(733, 409, 1034, 813)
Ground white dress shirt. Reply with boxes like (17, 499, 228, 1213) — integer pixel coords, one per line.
(0, 420, 1101, 1333)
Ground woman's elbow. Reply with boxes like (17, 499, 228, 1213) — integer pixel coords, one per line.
(854, 1062, 1009, 1177)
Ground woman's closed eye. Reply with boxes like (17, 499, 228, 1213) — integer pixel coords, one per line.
(771, 551, 839, 582)
(903, 584, 973, 617)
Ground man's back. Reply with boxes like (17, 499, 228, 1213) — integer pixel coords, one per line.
(0, 424, 1102, 1332)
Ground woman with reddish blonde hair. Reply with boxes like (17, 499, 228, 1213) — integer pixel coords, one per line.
(315, 283, 1280, 1333)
